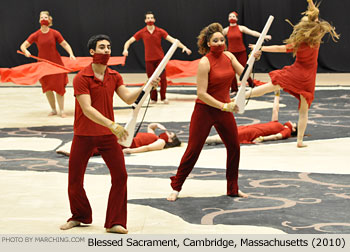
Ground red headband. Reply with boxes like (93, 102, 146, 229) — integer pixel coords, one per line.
(230, 11, 238, 17)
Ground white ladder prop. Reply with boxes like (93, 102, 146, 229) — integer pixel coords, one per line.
(118, 39, 180, 147)
(234, 15, 274, 114)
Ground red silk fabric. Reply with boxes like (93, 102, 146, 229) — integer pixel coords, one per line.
(0, 56, 126, 85)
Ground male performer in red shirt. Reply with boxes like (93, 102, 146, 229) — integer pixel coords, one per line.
(123, 11, 192, 104)
(60, 34, 158, 234)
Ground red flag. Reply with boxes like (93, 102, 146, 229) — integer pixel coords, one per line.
(62, 56, 126, 72)
(0, 62, 70, 85)
(166, 59, 200, 79)
(1, 53, 126, 85)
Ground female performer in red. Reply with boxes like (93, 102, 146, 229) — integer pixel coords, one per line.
(20, 11, 76, 117)
(122, 123, 181, 154)
(167, 23, 260, 201)
(223, 11, 272, 91)
(56, 123, 181, 156)
(245, 0, 339, 148)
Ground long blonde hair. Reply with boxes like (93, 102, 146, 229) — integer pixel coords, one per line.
(39, 11, 53, 27)
(284, 1, 339, 55)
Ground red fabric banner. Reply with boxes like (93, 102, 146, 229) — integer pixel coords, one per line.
(166, 59, 200, 79)
(0, 55, 126, 85)
(62, 56, 126, 72)
(0, 62, 70, 85)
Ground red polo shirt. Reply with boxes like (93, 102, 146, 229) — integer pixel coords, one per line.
(73, 64, 124, 136)
(133, 26, 168, 61)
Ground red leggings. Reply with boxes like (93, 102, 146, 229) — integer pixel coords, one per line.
(170, 103, 241, 195)
(231, 50, 254, 91)
(145, 59, 167, 101)
(67, 134, 127, 229)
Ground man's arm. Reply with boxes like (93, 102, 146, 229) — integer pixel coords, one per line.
(123, 36, 136, 56)
(165, 35, 192, 55)
(76, 94, 128, 140)
(116, 78, 159, 105)
(77, 94, 114, 127)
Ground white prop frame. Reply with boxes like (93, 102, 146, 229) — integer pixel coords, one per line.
(234, 15, 274, 114)
(118, 40, 180, 147)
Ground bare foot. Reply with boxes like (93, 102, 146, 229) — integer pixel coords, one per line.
(48, 111, 57, 116)
(56, 150, 70, 157)
(228, 190, 248, 198)
(60, 220, 81, 230)
(167, 190, 179, 201)
(106, 225, 128, 234)
(237, 190, 249, 198)
(297, 142, 308, 148)
(60, 112, 67, 118)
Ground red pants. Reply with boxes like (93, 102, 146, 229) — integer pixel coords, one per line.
(170, 103, 241, 195)
(67, 134, 127, 228)
(231, 50, 254, 92)
(145, 59, 167, 101)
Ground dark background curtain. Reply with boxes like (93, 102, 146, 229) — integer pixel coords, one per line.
(0, 0, 348, 73)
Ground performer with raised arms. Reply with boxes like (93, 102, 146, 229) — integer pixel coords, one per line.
(123, 11, 192, 104)
(223, 11, 272, 91)
(60, 34, 159, 233)
(20, 11, 76, 117)
(245, 0, 339, 148)
(167, 23, 261, 202)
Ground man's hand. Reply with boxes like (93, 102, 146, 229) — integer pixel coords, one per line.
(182, 47, 192, 55)
(109, 122, 128, 141)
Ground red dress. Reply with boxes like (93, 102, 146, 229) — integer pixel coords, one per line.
(269, 43, 319, 108)
(226, 25, 254, 90)
(238, 121, 292, 144)
(227, 25, 246, 53)
(26, 29, 68, 96)
(129, 132, 159, 148)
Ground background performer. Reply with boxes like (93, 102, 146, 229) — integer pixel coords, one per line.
(123, 11, 192, 104)
(20, 11, 76, 117)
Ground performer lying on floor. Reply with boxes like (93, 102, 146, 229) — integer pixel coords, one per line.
(206, 90, 297, 145)
(56, 123, 181, 156)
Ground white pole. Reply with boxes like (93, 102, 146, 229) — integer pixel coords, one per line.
(118, 40, 180, 147)
(234, 15, 274, 114)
